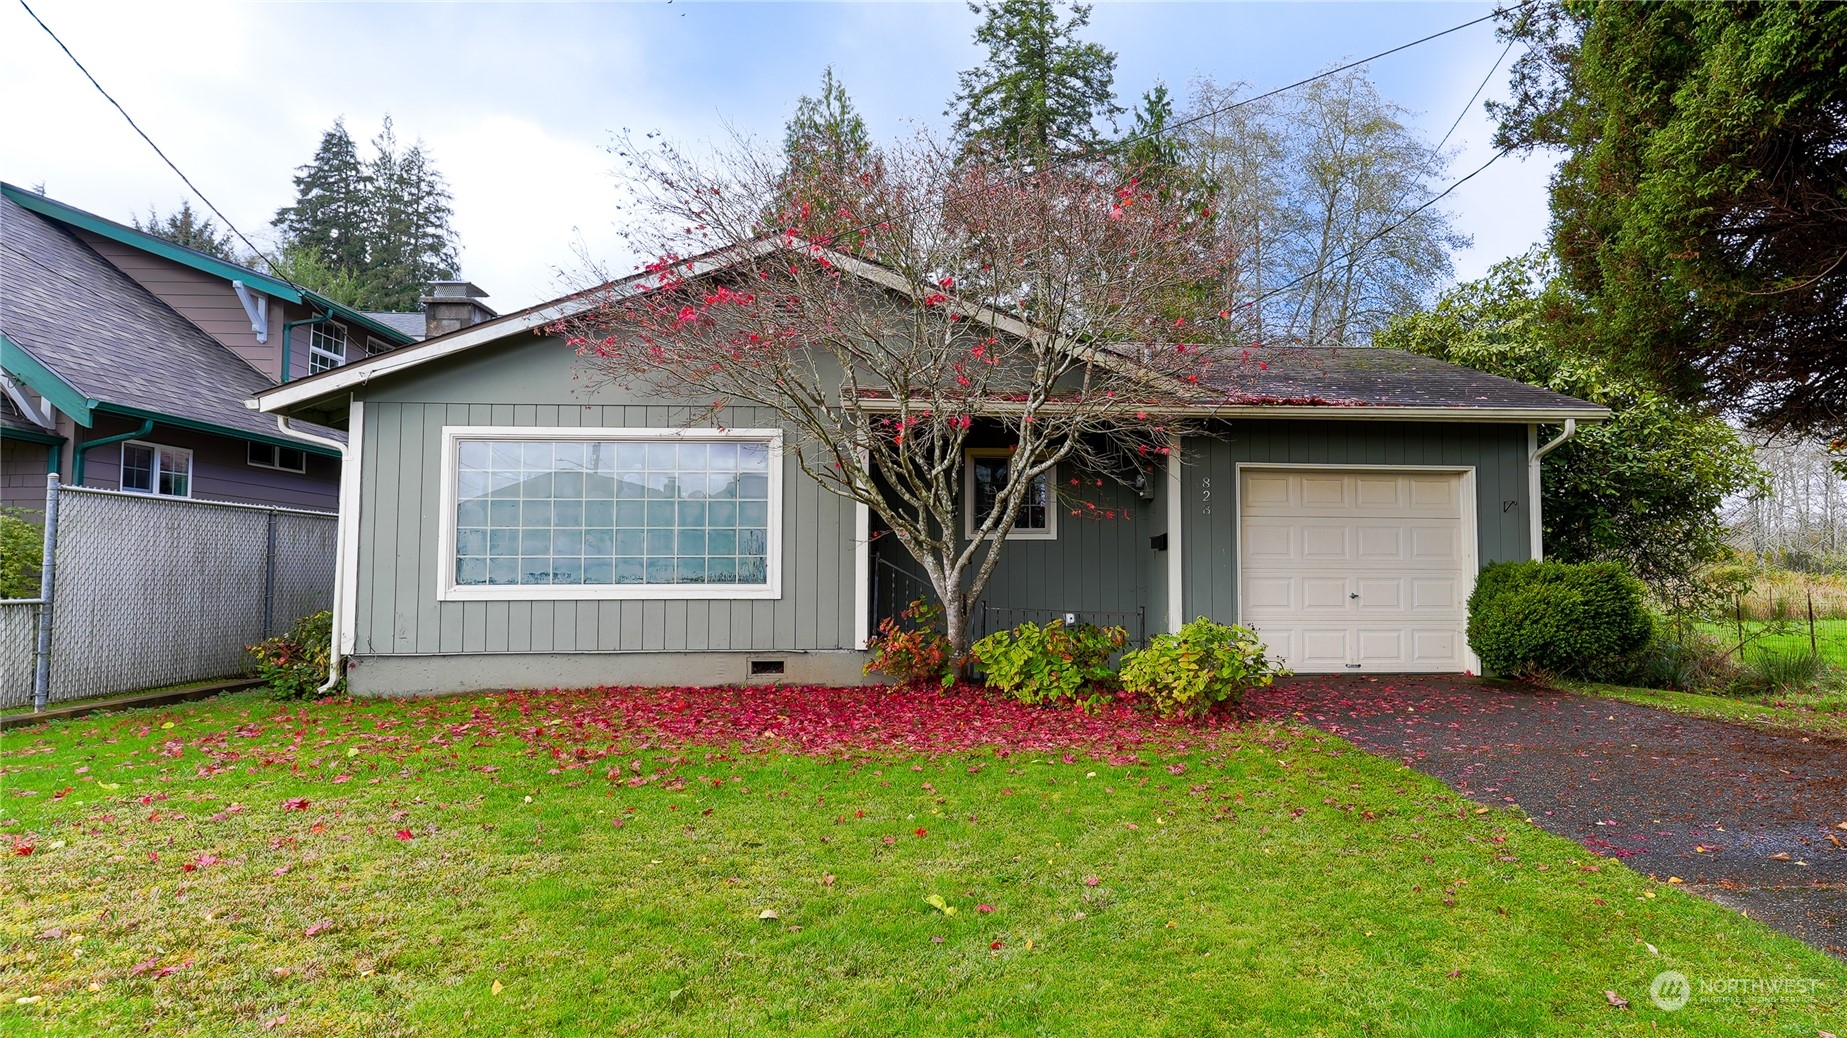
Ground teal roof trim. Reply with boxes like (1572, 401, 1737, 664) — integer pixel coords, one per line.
(2, 183, 302, 303)
(0, 332, 95, 427)
(0, 184, 416, 349)
(92, 403, 340, 458)
(0, 425, 64, 447)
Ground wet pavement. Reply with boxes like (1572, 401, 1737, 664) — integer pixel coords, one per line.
(1247, 675, 1847, 959)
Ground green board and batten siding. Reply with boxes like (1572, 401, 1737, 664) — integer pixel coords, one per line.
(1177, 421, 1533, 623)
(350, 336, 859, 663)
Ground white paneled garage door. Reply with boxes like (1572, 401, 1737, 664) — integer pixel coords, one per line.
(1239, 468, 1475, 673)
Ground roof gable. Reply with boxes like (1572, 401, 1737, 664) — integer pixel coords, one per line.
(0, 183, 416, 349)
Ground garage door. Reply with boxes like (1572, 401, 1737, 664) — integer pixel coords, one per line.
(1239, 468, 1473, 673)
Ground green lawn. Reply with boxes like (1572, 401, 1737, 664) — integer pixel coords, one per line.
(1567, 680, 1847, 742)
(1, 688, 1841, 1036)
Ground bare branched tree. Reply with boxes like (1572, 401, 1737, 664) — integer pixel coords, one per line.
(552, 131, 1240, 654)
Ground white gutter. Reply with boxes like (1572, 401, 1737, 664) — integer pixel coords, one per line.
(853, 397, 1611, 424)
(274, 401, 361, 693)
(1527, 418, 1578, 561)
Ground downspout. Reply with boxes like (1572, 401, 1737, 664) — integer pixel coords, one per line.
(275, 411, 351, 692)
(279, 311, 332, 384)
(71, 419, 154, 485)
(1527, 418, 1578, 562)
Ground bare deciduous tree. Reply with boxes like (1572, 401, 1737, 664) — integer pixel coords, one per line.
(553, 131, 1239, 653)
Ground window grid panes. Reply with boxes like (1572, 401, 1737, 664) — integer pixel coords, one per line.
(970, 455, 1048, 532)
(121, 441, 192, 497)
(453, 437, 773, 588)
(307, 323, 347, 374)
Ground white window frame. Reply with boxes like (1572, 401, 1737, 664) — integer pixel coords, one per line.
(307, 321, 348, 374)
(963, 448, 1057, 541)
(247, 441, 308, 473)
(119, 440, 193, 498)
(437, 426, 784, 602)
(364, 335, 392, 358)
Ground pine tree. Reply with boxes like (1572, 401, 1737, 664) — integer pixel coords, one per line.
(947, 0, 1121, 163)
(272, 118, 371, 277)
(132, 200, 237, 260)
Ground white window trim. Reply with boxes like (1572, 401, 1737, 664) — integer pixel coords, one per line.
(120, 439, 193, 498)
(364, 335, 392, 358)
(436, 425, 785, 602)
(963, 448, 1057, 541)
(247, 442, 308, 473)
(307, 322, 348, 373)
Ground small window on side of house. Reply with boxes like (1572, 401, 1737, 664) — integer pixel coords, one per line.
(964, 449, 1056, 540)
(248, 442, 307, 473)
(307, 322, 348, 374)
(120, 441, 192, 497)
(365, 335, 392, 357)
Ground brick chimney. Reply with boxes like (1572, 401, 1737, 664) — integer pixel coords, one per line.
(420, 281, 496, 338)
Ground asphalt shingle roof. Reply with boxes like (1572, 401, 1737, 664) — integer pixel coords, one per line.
(0, 195, 338, 442)
(1195, 346, 1601, 411)
(360, 311, 425, 340)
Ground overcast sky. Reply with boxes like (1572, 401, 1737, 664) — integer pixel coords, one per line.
(3, 0, 1558, 312)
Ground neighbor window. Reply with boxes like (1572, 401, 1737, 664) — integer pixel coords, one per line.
(307, 322, 348, 374)
(442, 428, 782, 600)
(364, 335, 393, 357)
(964, 449, 1055, 539)
(120, 441, 192, 497)
(247, 442, 307, 472)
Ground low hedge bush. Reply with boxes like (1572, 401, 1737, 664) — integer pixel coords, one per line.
(971, 620, 1127, 707)
(1467, 560, 1651, 679)
(864, 598, 954, 686)
(1118, 617, 1286, 718)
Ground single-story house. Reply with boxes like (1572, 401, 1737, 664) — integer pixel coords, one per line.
(252, 251, 1607, 695)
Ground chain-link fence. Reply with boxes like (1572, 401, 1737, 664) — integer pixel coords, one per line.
(1707, 591, 1847, 667)
(0, 479, 335, 708)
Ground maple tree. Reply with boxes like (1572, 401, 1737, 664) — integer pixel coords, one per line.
(559, 130, 1239, 654)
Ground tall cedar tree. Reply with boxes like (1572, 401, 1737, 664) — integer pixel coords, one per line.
(948, 0, 1121, 163)
(272, 116, 460, 311)
(132, 201, 237, 261)
(1491, 1, 1847, 440)
(778, 69, 879, 248)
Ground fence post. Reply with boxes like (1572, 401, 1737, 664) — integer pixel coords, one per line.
(1809, 590, 1818, 658)
(1735, 594, 1745, 658)
(31, 474, 61, 712)
(262, 510, 278, 638)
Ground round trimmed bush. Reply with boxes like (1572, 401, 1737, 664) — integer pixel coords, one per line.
(1466, 560, 1651, 678)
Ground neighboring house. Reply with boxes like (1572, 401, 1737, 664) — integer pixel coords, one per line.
(0, 183, 463, 511)
(253, 251, 1607, 696)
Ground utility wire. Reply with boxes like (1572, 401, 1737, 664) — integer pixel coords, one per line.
(1433, 37, 1516, 158)
(16, 0, 312, 301)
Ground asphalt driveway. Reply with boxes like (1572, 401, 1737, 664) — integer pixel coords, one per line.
(1246, 676, 1847, 959)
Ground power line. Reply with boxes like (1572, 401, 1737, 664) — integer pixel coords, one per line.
(1433, 38, 1516, 158)
(16, 0, 311, 301)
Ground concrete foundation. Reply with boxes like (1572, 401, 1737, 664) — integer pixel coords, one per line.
(345, 650, 877, 697)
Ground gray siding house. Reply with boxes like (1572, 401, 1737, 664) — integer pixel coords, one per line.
(0, 184, 439, 511)
(254, 257, 1606, 696)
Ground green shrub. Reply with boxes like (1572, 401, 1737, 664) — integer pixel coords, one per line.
(1584, 624, 1738, 691)
(864, 598, 954, 686)
(1467, 560, 1652, 679)
(1118, 617, 1287, 718)
(1733, 648, 1827, 697)
(0, 509, 43, 600)
(246, 610, 339, 699)
(971, 620, 1127, 706)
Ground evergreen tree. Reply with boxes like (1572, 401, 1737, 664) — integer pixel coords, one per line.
(778, 68, 878, 248)
(272, 115, 460, 312)
(132, 200, 237, 260)
(272, 118, 371, 277)
(360, 118, 460, 311)
(947, 0, 1121, 163)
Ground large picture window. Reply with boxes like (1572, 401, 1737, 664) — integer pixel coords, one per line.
(120, 441, 192, 497)
(964, 449, 1055, 540)
(439, 427, 782, 600)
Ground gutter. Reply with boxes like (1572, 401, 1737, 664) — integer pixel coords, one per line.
(71, 419, 154, 485)
(273, 405, 358, 693)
